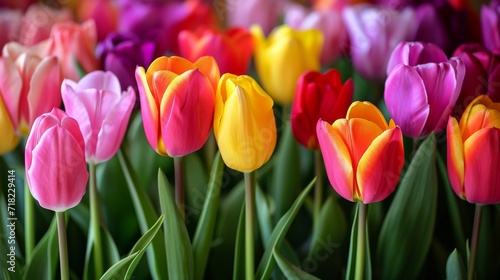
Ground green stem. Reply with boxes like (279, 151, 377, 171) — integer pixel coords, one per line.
(468, 204, 483, 280)
(24, 178, 34, 261)
(204, 131, 216, 171)
(244, 172, 255, 280)
(174, 156, 185, 220)
(89, 162, 103, 278)
(355, 202, 368, 280)
(56, 212, 69, 280)
(313, 150, 323, 231)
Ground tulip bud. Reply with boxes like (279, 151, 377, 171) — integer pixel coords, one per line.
(317, 101, 404, 203)
(62, 71, 136, 163)
(25, 108, 88, 212)
(214, 73, 277, 172)
(447, 95, 500, 204)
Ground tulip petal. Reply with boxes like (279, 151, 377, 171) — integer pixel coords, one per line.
(0, 96, 19, 154)
(193, 56, 221, 92)
(147, 56, 194, 76)
(385, 64, 429, 138)
(460, 103, 500, 141)
(0, 57, 22, 129)
(317, 119, 354, 201)
(357, 127, 404, 203)
(346, 101, 389, 130)
(463, 127, 500, 204)
(447, 116, 466, 200)
(27, 125, 88, 212)
(76, 70, 122, 93)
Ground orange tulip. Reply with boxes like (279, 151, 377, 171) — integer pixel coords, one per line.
(447, 95, 500, 204)
(317, 101, 404, 203)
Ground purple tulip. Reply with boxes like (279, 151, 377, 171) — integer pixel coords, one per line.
(387, 41, 448, 75)
(342, 3, 416, 81)
(62, 71, 136, 163)
(481, 2, 500, 52)
(226, 0, 285, 35)
(385, 53, 465, 138)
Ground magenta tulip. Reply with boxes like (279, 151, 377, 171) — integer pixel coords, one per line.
(62, 71, 135, 163)
(386, 41, 448, 75)
(25, 108, 88, 212)
(481, 2, 500, 52)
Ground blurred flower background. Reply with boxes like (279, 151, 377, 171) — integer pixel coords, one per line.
(1, 0, 500, 279)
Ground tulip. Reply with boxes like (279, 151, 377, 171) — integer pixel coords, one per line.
(291, 69, 353, 150)
(135, 56, 219, 157)
(452, 43, 500, 115)
(96, 32, 158, 97)
(214, 73, 277, 172)
(342, 4, 416, 81)
(46, 20, 100, 80)
(226, 0, 285, 35)
(316, 101, 404, 203)
(0, 9, 22, 50)
(77, 0, 118, 42)
(252, 24, 323, 104)
(0, 41, 62, 136)
(178, 27, 254, 75)
(386, 41, 448, 75)
(384, 53, 465, 139)
(0, 94, 19, 154)
(284, 3, 347, 65)
(25, 107, 88, 212)
(447, 95, 500, 204)
(62, 71, 136, 163)
(481, 3, 500, 52)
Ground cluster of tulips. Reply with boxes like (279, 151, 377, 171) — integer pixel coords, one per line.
(1, 0, 500, 279)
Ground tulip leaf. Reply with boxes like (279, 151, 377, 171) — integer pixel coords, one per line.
(22, 216, 58, 280)
(117, 148, 168, 280)
(233, 204, 246, 280)
(345, 204, 372, 280)
(271, 123, 301, 222)
(256, 184, 273, 246)
(192, 152, 223, 280)
(158, 169, 194, 280)
(99, 214, 164, 280)
(308, 195, 345, 257)
(83, 226, 120, 280)
(256, 177, 316, 280)
(446, 249, 466, 280)
(377, 134, 438, 279)
(185, 153, 208, 226)
(273, 248, 321, 280)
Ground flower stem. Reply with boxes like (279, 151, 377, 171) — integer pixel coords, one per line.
(244, 171, 255, 280)
(355, 202, 368, 280)
(468, 204, 484, 280)
(89, 162, 103, 278)
(174, 156, 185, 220)
(24, 178, 34, 261)
(56, 212, 69, 280)
(313, 150, 323, 231)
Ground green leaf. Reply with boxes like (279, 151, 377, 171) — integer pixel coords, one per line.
(22, 216, 58, 280)
(345, 204, 372, 280)
(308, 196, 345, 257)
(256, 177, 316, 280)
(273, 248, 321, 280)
(271, 123, 301, 222)
(256, 184, 273, 246)
(83, 226, 120, 280)
(158, 169, 194, 280)
(192, 152, 223, 280)
(185, 153, 208, 225)
(377, 134, 438, 279)
(446, 249, 466, 280)
(233, 204, 246, 280)
(117, 148, 168, 280)
(99, 214, 164, 280)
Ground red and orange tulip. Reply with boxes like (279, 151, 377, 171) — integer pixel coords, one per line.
(447, 95, 500, 204)
(317, 101, 404, 203)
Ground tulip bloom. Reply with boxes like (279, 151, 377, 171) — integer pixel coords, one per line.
(386, 41, 448, 75)
(226, 0, 285, 35)
(214, 73, 277, 172)
(384, 52, 465, 139)
(447, 95, 500, 204)
(0, 42, 62, 136)
(77, 0, 118, 42)
(317, 101, 404, 203)
(62, 71, 136, 163)
(135, 56, 219, 157)
(342, 4, 416, 81)
(178, 27, 254, 75)
(25, 108, 88, 212)
(252, 25, 323, 104)
(481, 3, 500, 52)
(291, 69, 353, 149)
(0, 95, 19, 154)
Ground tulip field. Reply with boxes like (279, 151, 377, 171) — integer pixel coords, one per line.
(1, 0, 500, 279)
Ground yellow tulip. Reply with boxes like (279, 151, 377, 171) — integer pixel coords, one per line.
(214, 73, 277, 172)
(0, 95, 19, 154)
(251, 24, 323, 104)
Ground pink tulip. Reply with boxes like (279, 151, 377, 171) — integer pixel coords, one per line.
(226, 0, 285, 35)
(0, 9, 22, 50)
(342, 3, 416, 81)
(77, 0, 118, 42)
(45, 20, 100, 80)
(62, 71, 135, 163)
(25, 108, 88, 212)
(0, 41, 62, 136)
(481, 3, 500, 52)
(386, 41, 448, 75)
(284, 3, 347, 65)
